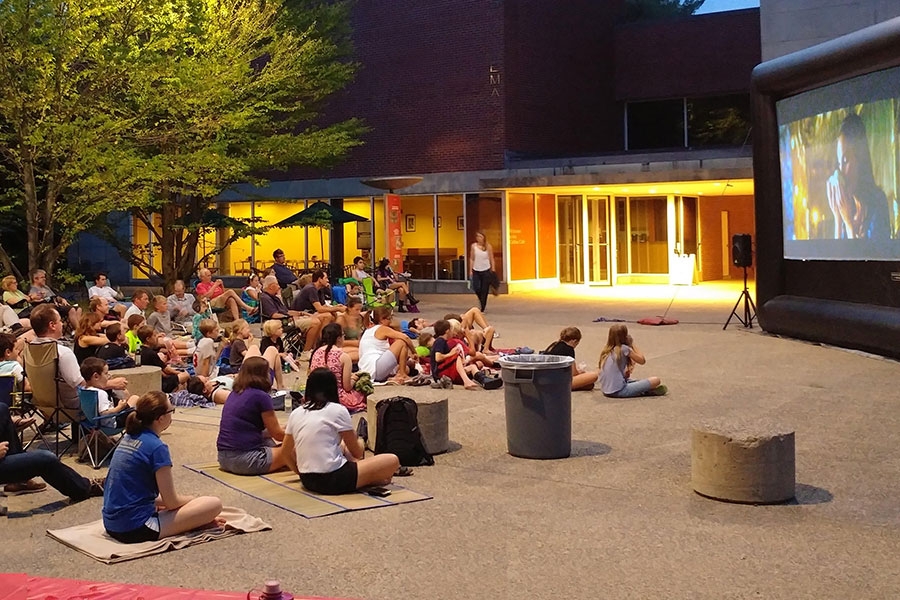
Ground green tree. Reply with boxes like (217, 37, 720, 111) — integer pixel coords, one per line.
(92, 0, 364, 290)
(0, 0, 153, 281)
(0, 0, 364, 289)
(623, 0, 706, 22)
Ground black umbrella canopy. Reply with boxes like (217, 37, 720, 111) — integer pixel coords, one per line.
(274, 202, 369, 228)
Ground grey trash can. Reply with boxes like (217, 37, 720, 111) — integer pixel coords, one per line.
(499, 354, 574, 459)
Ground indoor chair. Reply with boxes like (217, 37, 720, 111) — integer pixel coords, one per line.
(77, 388, 132, 469)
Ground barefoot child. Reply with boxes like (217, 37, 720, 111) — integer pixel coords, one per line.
(146, 295, 193, 357)
(192, 319, 221, 378)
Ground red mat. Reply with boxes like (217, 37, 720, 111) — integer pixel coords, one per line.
(0, 573, 347, 600)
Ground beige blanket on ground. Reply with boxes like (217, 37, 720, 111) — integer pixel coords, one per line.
(46, 506, 271, 564)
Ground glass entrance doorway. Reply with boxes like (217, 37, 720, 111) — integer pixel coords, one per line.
(558, 195, 611, 285)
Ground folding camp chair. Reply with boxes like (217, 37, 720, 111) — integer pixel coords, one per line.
(361, 277, 395, 310)
(77, 388, 132, 469)
(22, 341, 80, 456)
(0, 374, 40, 450)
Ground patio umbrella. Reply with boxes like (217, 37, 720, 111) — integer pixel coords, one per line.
(273, 202, 369, 261)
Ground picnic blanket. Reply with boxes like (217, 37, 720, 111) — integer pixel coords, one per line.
(46, 506, 270, 564)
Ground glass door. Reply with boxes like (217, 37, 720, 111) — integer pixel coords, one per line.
(557, 195, 583, 284)
(586, 195, 611, 285)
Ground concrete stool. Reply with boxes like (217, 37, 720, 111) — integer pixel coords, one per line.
(113, 366, 162, 398)
(691, 421, 796, 504)
(365, 388, 450, 455)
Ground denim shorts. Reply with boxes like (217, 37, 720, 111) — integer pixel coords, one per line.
(605, 378, 653, 398)
(218, 447, 273, 476)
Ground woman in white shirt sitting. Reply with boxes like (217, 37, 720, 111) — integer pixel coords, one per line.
(283, 367, 398, 495)
(357, 306, 416, 383)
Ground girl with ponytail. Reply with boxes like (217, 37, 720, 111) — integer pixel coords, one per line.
(103, 391, 224, 543)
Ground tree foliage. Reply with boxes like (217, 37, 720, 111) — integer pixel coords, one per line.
(0, 0, 364, 289)
(623, 0, 706, 22)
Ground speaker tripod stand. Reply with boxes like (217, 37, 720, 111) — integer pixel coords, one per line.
(723, 266, 758, 330)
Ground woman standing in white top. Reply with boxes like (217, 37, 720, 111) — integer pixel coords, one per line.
(468, 230, 496, 312)
(283, 367, 399, 495)
(357, 306, 416, 383)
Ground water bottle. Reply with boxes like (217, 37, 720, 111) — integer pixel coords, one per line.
(249, 580, 293, 600)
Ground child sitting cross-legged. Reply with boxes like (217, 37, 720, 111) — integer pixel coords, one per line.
(80, 356, 140, 428)
(137, 326, 190, 393)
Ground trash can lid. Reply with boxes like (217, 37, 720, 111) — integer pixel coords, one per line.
(498, 354, 574, 370)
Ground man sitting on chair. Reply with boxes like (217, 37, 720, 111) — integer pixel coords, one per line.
(291, 270, 344, 325)
(28, 304, 128, 415)
(87, 272, 127, 320)
(0, 402, 106, 498)
(195, 268, 257, 322)
(259, 276, 322, 358)
(271, 249, 301, 289)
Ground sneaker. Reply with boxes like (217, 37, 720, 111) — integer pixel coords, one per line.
(2, 479, 47, 496)
(39, 421, 69, 433)
(88, 477, 106, 497)
(647, 384, 668, 396)
(440, 375, 454, 389)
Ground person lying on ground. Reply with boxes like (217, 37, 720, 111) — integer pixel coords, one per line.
(443, 307, 496, 353)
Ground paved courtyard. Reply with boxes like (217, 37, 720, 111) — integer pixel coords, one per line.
(3, 282, 900, 599)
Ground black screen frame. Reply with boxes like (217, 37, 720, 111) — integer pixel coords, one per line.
(751, 17, 900, 358)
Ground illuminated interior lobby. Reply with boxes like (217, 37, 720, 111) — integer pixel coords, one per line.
(126, 171, 755, 294)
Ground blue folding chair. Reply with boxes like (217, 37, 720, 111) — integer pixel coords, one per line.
(77, 388, 133, 469)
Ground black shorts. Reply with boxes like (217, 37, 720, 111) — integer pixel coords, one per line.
(300, 460, 358, 495)
(106, 517, 160, 544)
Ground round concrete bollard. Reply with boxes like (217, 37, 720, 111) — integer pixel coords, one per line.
(691, 421, 796, 504)
(112, 366, 162, 399)
(366, 389, 450, 455)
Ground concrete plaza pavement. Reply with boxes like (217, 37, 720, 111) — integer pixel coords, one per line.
(3, 281, 900, 599)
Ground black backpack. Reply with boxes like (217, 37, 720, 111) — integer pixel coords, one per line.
(374, 397, 434, 467)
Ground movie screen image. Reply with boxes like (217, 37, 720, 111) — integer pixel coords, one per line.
(777, 66, 900, 260)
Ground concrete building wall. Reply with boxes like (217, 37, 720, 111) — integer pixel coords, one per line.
(760, 0, 900, 61)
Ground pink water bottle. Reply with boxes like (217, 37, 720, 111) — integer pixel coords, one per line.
(250, 579, 293, 600)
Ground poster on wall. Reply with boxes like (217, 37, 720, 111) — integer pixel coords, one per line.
(385, 193, 404, 272)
